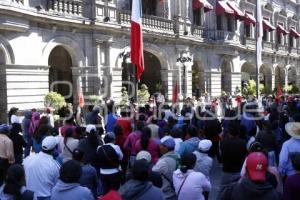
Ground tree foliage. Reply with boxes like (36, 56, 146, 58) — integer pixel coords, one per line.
(138, 84, 150, 106)
(44, 92, 66, 111)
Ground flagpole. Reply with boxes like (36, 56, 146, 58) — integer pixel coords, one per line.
(255, 0, 260, 99)
(134, 64, 138, 103)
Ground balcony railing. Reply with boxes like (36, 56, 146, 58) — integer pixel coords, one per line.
(192, 26, 237, 41)
(289, 47, 298, 54)
(263, 41, 273, 51)
(119, 10, 173, 33)
(11, 0, 23, 4)
(276, 44, 287, 52)
(243, 37, 256, 48)
(46, 0, 82, 16)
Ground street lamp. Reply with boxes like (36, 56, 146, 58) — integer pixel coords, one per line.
(176, 54, 193, 99)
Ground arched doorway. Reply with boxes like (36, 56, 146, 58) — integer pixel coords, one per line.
(241, 63, 256, 88)
(275, 65, 285, 87)
(288, 66, 297, 85)
(48, 46, 73, 103)
(140, 51, 162, 95)
(259, 65, 273, 93)
(192, 61, 205, 98)
(221, 60, 232, 94)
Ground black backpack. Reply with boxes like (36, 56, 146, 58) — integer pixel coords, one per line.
(21, 190, 34, 200)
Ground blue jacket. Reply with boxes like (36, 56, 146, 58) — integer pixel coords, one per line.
(51, 180, 94, 200)
(79, 164, 98, 198)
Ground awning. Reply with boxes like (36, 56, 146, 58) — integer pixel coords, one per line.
(290, 27, 300, 38)
(192, 0, 214, 12)
(244, 12, 256, 25)
(276, 24, 289, 35)
(227, 1, 244, 20)
(216, 1, 234, 16)
(263, 19, 275, 31)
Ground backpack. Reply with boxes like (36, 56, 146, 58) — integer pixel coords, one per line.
(21, 190, 34, 200)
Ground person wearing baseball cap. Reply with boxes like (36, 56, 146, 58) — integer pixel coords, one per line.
(279, 122, 300, 177)
(23, 136, 60, 199)
(193, 139, 213, 178)
(222, 152, 281, 200)
(153, 136, 180, 200)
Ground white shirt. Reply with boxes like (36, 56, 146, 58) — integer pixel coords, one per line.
(173, 169, 211, 200)
(174, 138, 183, 153)
(23, 152, 60, 197)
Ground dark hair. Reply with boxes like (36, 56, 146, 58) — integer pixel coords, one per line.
(140, 127, 151, 150)
(64, 128, 74, 146)
(187, 125, 198, 137)
(87, 129, 99, 149)
(104, 134, 115, 144)
(113, 125, 123, 137)
(171, 128, 183, 139)
(34, 124, 51, 143)
(39, 116, 49, 126)
(249, 141, 264, 152)
(131, 159, 150, 181)
(291, 152, 300, 171)
(228, 121, 240, 137)
(72, 148, 85, 162)
(60, 160, 82, 183)
(180, 153, 196, 173)
(3, 164, 25, 199)
(135, 121, 145, 131)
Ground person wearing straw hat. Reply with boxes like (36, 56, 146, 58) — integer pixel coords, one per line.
(279, 122, 300, 177)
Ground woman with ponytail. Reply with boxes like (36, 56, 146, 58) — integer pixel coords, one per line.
(0, 164, 36, 200)
(173, 153, 211, 200)
(133, 127, 159, 164)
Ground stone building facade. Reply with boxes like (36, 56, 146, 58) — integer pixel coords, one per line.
(0, 0, 300, 121)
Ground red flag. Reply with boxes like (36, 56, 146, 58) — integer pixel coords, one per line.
(79, 88, 85, 108)
(131, 0, 144, 81)
(172, 80, 178, 103)
(275, 84, 283, 104)
(276, 84, 283, 98)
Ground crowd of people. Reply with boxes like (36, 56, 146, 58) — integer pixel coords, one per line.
(0, 95, 300, 200)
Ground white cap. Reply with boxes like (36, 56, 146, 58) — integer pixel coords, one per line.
(42, 136, 59, 151)
(198, 139, 212, 152)
(86, 124, 96, 134)
(136, 151, 152, 163)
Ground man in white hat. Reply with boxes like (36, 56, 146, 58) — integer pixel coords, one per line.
(193, 139, 213, 178)
(23, 136, 60, 199)
(279, 122, 300, 177)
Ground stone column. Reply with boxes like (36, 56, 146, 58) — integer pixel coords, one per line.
(0, 66, 7, 123)
(161, 69, 173, 102)
(185, 61, 193, 98)
(271, 73, 275, 91)
(208, 71, 222, 97)
(176, 61, 183, 100)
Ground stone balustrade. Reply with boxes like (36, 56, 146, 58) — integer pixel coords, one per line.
(11, 0, 23, 4)
(192, 26, 237, 42)
(289, 47, 298, 54)
(263, 41, 273, 51)
(276, 44, 287, 52)
(46, 0, 82, 16)
(243, 37, 256, 48)
(119, 10, 173, 33)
